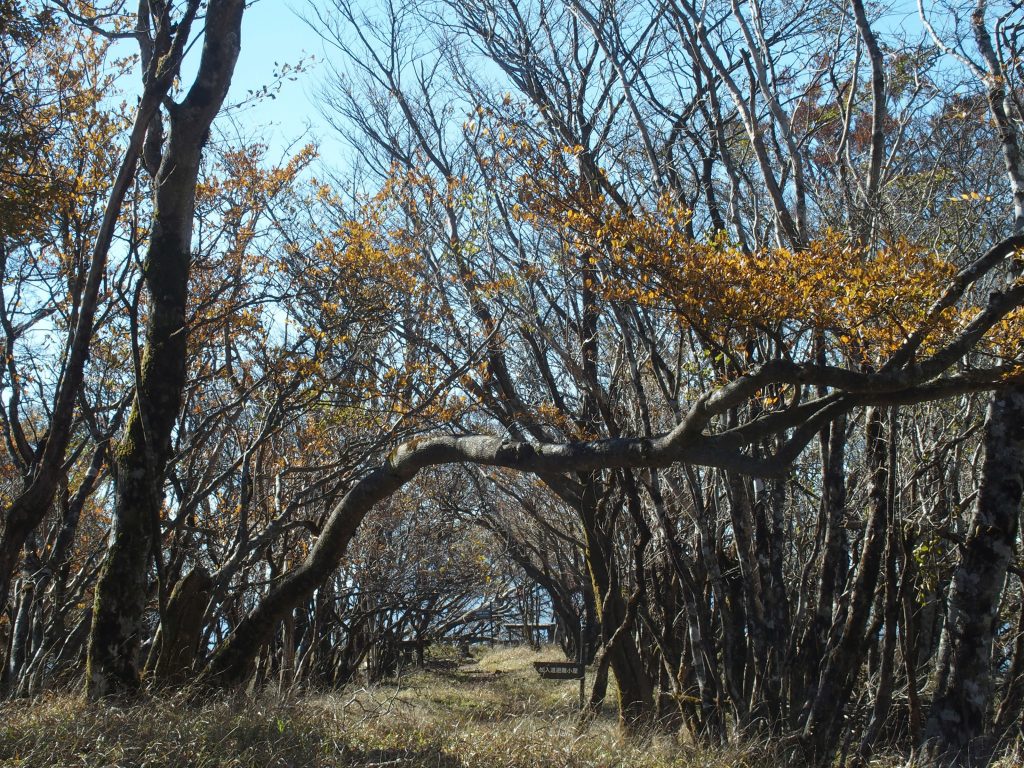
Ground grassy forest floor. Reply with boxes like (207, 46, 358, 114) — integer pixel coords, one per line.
(0, 645, 772, 767)
(3, 644, 1009, 768)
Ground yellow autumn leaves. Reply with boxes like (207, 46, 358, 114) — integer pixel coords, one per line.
(549, 196, 967, 361)
(496, 133, 1023, 370)
(324, 115, 1024, 382)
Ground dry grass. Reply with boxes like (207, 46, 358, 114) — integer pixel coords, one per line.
(0, 646, 810, 767)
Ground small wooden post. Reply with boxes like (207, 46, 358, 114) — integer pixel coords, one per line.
(578, 621, 585, 711)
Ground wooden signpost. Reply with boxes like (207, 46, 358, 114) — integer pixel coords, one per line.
(533, 661, 586, 710)
(532, 623, 587, 710)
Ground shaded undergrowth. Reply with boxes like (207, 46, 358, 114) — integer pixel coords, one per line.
(0, 645, 864, 767)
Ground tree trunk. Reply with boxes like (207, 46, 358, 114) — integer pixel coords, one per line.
(922, 385, 1024, 767)
(86, 0, 244, 698)
(144, 567, 213, 686)
(580, 479, 656, 730)
(800, 407, 890, 763)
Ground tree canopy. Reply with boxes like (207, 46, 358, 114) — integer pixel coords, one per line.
(1, 1, 1024, 767)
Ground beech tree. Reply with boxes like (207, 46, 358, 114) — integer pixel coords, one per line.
(187, 1, 1023, 761)
(85, 0, 246, 698)
(0, 2, 140, 620)
(3, 1, 1024, 766)
(918, 2, 1024, 764)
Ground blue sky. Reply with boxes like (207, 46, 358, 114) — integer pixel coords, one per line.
(212, 0, 939, 174)
(218, 1, 337, 158)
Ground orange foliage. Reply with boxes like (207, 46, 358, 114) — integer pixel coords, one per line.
(465, 113, 1024, 371)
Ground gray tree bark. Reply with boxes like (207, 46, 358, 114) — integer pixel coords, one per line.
(922, 386, 1024, 767)
(86, 0, 244, 698)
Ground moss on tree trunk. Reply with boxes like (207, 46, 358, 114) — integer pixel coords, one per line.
(86, 0, 243, 699)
